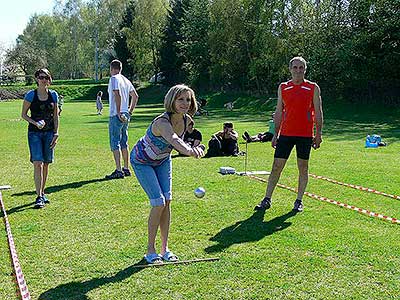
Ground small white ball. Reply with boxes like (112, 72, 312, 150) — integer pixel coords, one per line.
(194, 187, 206, 198)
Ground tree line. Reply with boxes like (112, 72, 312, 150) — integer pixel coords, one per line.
(4, 0, 399, 103)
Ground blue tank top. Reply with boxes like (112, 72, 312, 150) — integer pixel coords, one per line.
(132, 113, 187, 165)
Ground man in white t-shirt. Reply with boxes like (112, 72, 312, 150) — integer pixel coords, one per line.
(106, 59, 139, 179)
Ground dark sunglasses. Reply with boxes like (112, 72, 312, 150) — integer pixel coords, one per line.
(37, 75, 50, 80)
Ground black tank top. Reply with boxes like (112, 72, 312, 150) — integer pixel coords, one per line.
(28, 90, 55, 132)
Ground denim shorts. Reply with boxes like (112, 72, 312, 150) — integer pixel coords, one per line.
(28, 131, 55, 163)
(109, 113, 130, 151)
(131, 156, 172, 207)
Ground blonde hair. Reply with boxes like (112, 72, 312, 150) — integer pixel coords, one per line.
(164, 84, 197, 116)
(289, 56, 307, 70)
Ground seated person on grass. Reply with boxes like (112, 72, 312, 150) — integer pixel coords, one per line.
(184, 121, 202, 148)
(206, 122, 239, 157)
(242, 113, 275, 143)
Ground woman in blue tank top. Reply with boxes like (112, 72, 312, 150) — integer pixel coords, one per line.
(130, 84, 205, 264)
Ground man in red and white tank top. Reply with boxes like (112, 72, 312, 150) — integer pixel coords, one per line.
(255, 57, 323, 212)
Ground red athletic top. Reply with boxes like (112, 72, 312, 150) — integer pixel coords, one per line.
(279, 80, 316, 137)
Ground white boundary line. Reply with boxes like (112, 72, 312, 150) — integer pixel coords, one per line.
(247, 175, 400, 225)
(0, 191, 31, 300)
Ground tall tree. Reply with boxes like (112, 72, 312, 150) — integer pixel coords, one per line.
(180, 0, 211, 88)
(5, 35, 46, 83)
(125, 0, 169, 81)
(159, 0, 188, 85)
(4, 14, 54, 81)
(82, 0, 129, 80)
(114, 1, 136, 78)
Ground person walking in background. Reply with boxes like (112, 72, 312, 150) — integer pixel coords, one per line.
(255, 56, 323, 212)
(105, 60, 139, 179)
(58, 95, 64, 116)
(21, 68, 59, 209)
(130, 84, 205, 264)
(96, 91, 103, 115)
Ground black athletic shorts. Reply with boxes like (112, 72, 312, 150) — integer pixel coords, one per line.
(274, 135, 313, 160)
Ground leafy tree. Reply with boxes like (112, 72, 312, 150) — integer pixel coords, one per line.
(114, 1, 136, 78)
(5, 0, 399, 104)
(5, 28, 47, 83)
(51, 0, 92, 78)
(125, 0, 169, 81)
(82, 0, 129, 80)
(159, 0, 189, 85)
(4, 13, 59, 82)
(180, 0, 211, 88)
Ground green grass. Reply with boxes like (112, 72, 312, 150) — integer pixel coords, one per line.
(0, 94, 399, 300)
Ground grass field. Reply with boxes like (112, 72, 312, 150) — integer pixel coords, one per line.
(0, 90, 399, 300)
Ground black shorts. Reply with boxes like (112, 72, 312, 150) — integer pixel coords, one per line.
(274, 136, 313, 160)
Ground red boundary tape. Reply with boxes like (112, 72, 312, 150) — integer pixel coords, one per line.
(0, 191, 31, 300)
(309, 173, 400, 200)
(247, 174, 400, 225)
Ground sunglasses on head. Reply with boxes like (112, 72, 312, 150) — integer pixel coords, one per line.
(38, 75, 50, 80)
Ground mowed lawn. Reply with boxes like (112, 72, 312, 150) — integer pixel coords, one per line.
(0, 96, 399, 300)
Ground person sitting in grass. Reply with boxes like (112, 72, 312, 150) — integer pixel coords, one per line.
(242, 113, 275, 143)
(184, 120, 202, 148)
(206, 122, 239, 157)
(130, 84, 205, 264)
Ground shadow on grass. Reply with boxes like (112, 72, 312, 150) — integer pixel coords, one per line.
(7, 178, 109, 214)
(82, 113, 102, 117)
(5, 201, 36, 215)
(38, 259, 147, 300)
(11, 178, 109, 197)
(205, 210, 297, 253)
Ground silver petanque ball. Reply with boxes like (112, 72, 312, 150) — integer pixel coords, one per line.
(120, 114, 128, 123)
(37, 120, 45, 129)
(194, 187, 206, 198)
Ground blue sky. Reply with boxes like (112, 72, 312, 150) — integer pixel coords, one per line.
(0, 0, 55, 49)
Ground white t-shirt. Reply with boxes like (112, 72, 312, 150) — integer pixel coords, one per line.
(108, 73, 135, 116)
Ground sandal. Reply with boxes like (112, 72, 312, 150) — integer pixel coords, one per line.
(162, 251, 179, 262)
(144, 253, 163, 264)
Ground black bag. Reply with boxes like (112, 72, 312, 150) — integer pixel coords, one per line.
(206, 137, 222, 157)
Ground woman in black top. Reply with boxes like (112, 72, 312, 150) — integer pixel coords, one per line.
(21, 68, 59, 208)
